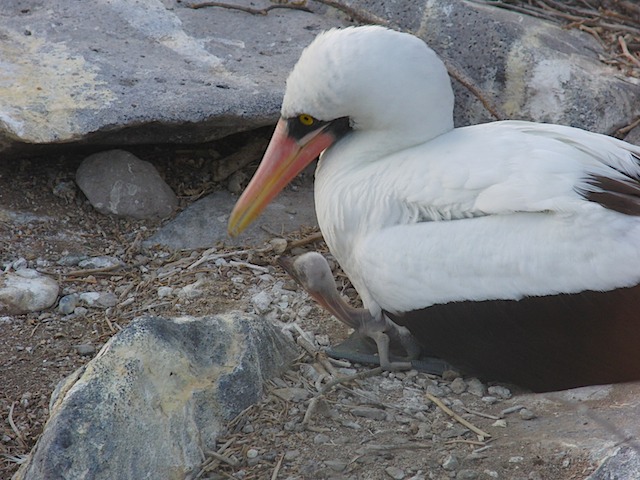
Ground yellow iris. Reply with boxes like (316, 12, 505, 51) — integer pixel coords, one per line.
(298, 114, 314, 126)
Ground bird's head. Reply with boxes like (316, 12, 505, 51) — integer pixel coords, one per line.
(228, 26, 453, 237)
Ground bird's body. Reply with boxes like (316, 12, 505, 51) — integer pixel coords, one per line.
(229, 26, 640, 391)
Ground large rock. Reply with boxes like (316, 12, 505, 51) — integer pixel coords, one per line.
(0, 0, 343, 155)
(14, 313, 298, 480)
(1, 0, 638, 156)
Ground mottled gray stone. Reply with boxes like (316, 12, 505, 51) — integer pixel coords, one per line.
(76, 150, 178, 219)
(14, 313, 297, 480)
(587, 446, 640, 480)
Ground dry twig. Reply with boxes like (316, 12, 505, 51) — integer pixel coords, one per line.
(425, 392, 492, 440)
(186, 1, 312, 15)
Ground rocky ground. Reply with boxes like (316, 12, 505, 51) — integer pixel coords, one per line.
(2, 130, 637, 480)
(2, 2, 640, 479)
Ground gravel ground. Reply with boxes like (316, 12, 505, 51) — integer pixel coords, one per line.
(2, 3, 639, 477)
(0, 134, 600, 480)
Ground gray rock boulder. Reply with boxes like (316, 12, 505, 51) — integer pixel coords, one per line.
(76, 150, 178, 219)
(1, 0, 637, 157)
(0, 269, 59, 315)
(0, 0, 343, 155)
(14, 312, 298, 480)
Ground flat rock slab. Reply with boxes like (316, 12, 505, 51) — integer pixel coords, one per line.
(1, 0, 638, 156)
(0, 0, 344, 153)
(14, 312, 298, 480)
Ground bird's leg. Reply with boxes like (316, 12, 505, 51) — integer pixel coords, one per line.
(358, 312, 415, 370)
(277, 253, 421, 370)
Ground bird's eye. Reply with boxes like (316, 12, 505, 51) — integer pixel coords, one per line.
(298, 114, 315, 126)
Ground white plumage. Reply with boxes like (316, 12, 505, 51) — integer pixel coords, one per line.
(229, 26, 640, 389)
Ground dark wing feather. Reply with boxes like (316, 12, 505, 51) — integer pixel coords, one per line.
(584, 175, 640, 216)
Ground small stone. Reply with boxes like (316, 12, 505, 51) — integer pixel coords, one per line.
(313, 433, 330, 444)
(385, 466, 406, 479)
(0, 269, 59, 315)
(519, 408, 536, 420)
(456, 470, 478, 480)
(284, 450, 299, 461)
(466, 378, 485, 397)
(246, 448, 259, 459)
(492, 419, 508, 428)
(442, 454, 460, 471)
(74, 344, 96, 356)
(341, 420, 362, 429)
(508, 456, 524, 463)
(79, 292, 101, 306)
(269, 238, 288, 254)
(487, 385, 512, 399)
(78, 256, 122, 270)
(58, 294, 78, 314)
(501, 405, 525, 416)
(351, 406, 387, 420)
(95, 292, 118, 308)
(251, 290, 272, 314)
(326, 460, 348, 472)
(481, 396, 498, 405)
(484, 470, 499, 478)
(241, 424, 254, 433)
(426, 384, 446, 397)
(450, 377, 467, 394)
(157, 286, 173, 298)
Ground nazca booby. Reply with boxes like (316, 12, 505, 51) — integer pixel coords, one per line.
(228, 26, 640, 391)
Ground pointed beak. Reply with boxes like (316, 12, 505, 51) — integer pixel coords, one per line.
(228, 118, 337, 237)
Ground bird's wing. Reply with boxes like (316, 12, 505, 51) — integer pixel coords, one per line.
(352, 121, 640, 313)
(393, 120, 640, 221)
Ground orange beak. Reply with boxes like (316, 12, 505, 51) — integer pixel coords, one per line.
(228, 118, 338, 237)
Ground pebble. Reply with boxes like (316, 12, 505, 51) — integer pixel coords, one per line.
(58, 294, 78, 314)
(246, 448, 259, 459)
(487, 385, 512, 399)
(0, 269, 59, 315)
(251, 290, 272, 314)
(351, 406, 387, 420)
(466, 378, 485, 397)
(426, 384, 446, 397)
(325, 460, 348, 472)
(450, 377, 467, 394)
(442, 370, 461, 381)
(157, 286, 173, 298)
(492, 419, 508, 428)
(509, 456, 524, 463)
(481, 396, 499, 405)
(456, 470, 478, 479)
(269, 238, 288, 254)
(284, 450, 299, 461)
(442, 453, 460, 471)
(519, 408, 536, 420)
(78, 256, 122, 270)
(313, 433, 330, 444)
(385, 466, 406, 479)
(74, 344, 96, 356)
